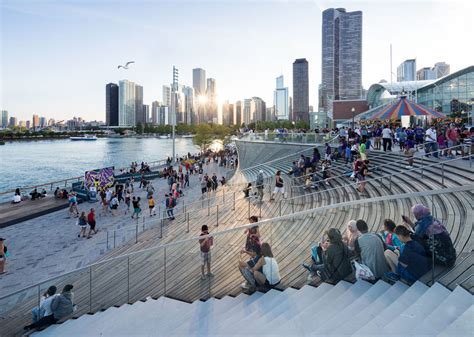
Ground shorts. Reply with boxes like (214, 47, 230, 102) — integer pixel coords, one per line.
(406, 148, 415, 157)
(201, 187, 207, 194)
(447, 140, 456, 148)
(201, 251, 211, 265)
(88, 221, 96, 230)
(273, 187, 284, 194)
(134, 208, 141, 214)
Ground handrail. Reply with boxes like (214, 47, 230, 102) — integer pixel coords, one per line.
(104, 151, 472, 253)
(1, 184, 472, 301)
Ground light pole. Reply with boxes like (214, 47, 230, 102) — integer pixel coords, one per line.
(172, 66, 178, 164)
(351, 107, 355, 130)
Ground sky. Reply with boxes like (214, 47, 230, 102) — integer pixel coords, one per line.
(1, 0, 474, 122)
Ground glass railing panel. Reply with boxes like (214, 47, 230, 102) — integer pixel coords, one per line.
(0, 285, 38, 335)
(129, 248, 165, 303)
(91, 257, 128, 311)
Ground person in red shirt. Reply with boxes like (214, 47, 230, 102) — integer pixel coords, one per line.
(87, 208, 97, 238)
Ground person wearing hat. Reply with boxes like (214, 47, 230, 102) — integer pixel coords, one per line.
(255, 170, 264, 202)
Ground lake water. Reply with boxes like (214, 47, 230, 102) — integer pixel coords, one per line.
(0, 137, 200, 194)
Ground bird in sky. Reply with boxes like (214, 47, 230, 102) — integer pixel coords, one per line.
(118, 61, 135, 69)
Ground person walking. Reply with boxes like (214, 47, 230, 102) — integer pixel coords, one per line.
(382, 125, 393, 152)
(184, 171, 190, 188)
(87, 208, 97, 238)
(124, 189, 131, 215)
(68, 193, 79, 218)
(269, 170, 284, 201)
(256, 170, 265, 202)
(148, 196, 156, 217)
(165, 194, 176, 220)
(131, 197, 141, 219)
(77, 212, 88, 238)
(425, 125, 439, 158)
(199, 225, 214, 279)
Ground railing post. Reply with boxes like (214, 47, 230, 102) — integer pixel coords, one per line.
(223, 189, 225, 203)
(164, 247, 167, 296)
(142, 217, 145, 232)
(135, 224, 138, 244)
(37, 284, 41, 308)
(389, 175, 392, 192)
(279, 200, 282, 217)
(160, 219, 163, 238)
(113, 231, 116, 248)
(158, 205, 161, 219)
(207, 198, 210, 216)
(187, 212, 190, 232)
(233, 192, 236, 211)
(259, 201, 262, 218)
(248, 199, 250, 218)
(421, 155, 424, 178)
(431, 233, 435, 285)
(216, 205, 219, 227)
(106, 231, 109, 250)
(89, 266, 92, 313)
(441, 163, 445, 187)
(127, 256, 130, 304)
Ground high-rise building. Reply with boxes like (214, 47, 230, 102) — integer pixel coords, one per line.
(222, 101, 233, 125)
(135, 85, 145, 125)
(434, 62, 450, 78)
(48, 118, 55, 126)
(266, 107, 274, 122)
(251, 97, 266, 122)
(293, 58, 309, 123)
(39, 117, 47, 128)
(143, 105, 150, 124)
(9, 116, 17, 128)
(397, 59, 416, 82)
(242, 99, 252, 125)
(183, 86, 195, 125)
(32, 114, 40, 130)
(1, 110, 8, 128)
(274, 75, 289, 120)
(118, 79, 136, 126)
(417, 67, 436, 81)
(192, 68, 206, 97)
(320, 8, 363, 113)
(162, 85, 171, 106)
(206, 78, 217, 123)
(105, 83, 119, 126)
(234, 101, 242, 127)
(26, 120, 31, 129)
(151, 101, 161, 125)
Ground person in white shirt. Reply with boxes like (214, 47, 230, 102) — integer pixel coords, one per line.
(12, 194, 21, 204)
(381, 126, 393, 152)
(253, 243, 281, 288)
(425, 125, 439, 158)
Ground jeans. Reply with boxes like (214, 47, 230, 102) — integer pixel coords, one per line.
(383, 138, 392, 152)
(427, 142, 439, 158)
(32, 307, 42, 323)
(166, 208, 174, 219)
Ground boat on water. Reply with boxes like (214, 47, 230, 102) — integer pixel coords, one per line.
(158, 135, 169, 139)
(70, 134, 98, 141)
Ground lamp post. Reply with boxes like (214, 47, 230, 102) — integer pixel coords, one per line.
(172, 66, 178, 164)
(351, 107, 356, 130)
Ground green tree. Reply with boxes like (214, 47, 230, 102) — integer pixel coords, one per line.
(193, 124, 213, 152)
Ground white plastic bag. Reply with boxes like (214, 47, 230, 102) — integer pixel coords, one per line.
(353, 261, 375, 281)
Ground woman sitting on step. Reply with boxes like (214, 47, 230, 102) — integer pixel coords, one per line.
(239, 243, 281, 292)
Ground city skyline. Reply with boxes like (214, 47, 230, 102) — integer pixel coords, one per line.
(2, 0, 474, 121)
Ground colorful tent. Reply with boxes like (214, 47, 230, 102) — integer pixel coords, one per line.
(366, 96, 446, 120)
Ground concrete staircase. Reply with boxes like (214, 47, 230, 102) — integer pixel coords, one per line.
(33, 281, 473, 337)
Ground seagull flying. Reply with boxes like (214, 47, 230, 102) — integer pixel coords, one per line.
(118, 61, 135, 69)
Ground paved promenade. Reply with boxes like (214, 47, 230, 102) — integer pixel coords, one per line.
(0, 162, 231, 297)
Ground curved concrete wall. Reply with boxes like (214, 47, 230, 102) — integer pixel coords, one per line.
(235, 140, 321, 170)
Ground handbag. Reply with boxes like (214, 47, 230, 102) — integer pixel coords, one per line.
(353, 261, 375, 281)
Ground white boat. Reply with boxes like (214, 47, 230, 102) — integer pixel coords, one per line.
(70, 134, 97, 141)
(158, 135, 169, 139)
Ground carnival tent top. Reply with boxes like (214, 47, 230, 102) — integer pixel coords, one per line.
(365, 96, 445, 120)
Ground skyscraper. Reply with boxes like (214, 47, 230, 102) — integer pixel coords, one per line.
(143, 105, 150, 124)
(234, 101, 242, 127)
(151, 101, 161, 125)
(9, 116, 17, 128)
(192, 68, 206, 97)
(39, 117, 47, 128)
(242, 99, 252, 125)
(162, 85, 171, 106)
(416, 67, 436, 81)
(135, 85, 144, 125)
(1, 110, 8, 128)
(32, 114, 40, 130)
(320, 8, 362, 113)
(183, 86, 195, 125)
(434, 62, 450, 78)
(206, 78, 217, 123)
(293, 58, 309, 123)
(397, 59, 416, 82)
(274, 75, 289, 120)
(251, 97, 266, 122)
(105, 83, 119, 126)
(118, 79, 136, 126)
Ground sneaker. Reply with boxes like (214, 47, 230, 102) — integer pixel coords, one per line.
(406, 165, 413, 169)
(207, 272, 214, 277)
(302, 263, 312, 272)
(241, 282, 250, 289)
(385, 272, 400, 282)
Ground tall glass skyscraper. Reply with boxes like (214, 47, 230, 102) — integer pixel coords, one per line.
(397, 59, 416, 82)
(274, 75, 289, 120)
(119, 80, 136, 127)
(293, 58, 309, 123)
(192, 68, 206, 96)
(320, 8, 362, 113)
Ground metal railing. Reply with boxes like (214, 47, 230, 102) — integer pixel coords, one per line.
(1, 186, 472, 336)
(102, 151, 472, 253)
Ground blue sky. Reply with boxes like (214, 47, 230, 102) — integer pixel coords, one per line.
(1, 0, 473, 122)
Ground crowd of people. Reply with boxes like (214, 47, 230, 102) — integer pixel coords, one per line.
(302, 203, 456, 286)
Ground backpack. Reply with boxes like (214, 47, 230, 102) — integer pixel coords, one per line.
(167, 197, 176, 208)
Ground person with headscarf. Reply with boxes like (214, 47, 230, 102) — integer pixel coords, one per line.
(403, 204, 456, 267)
(342, 220, 360, 255)
(303, 234, 330, 277)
